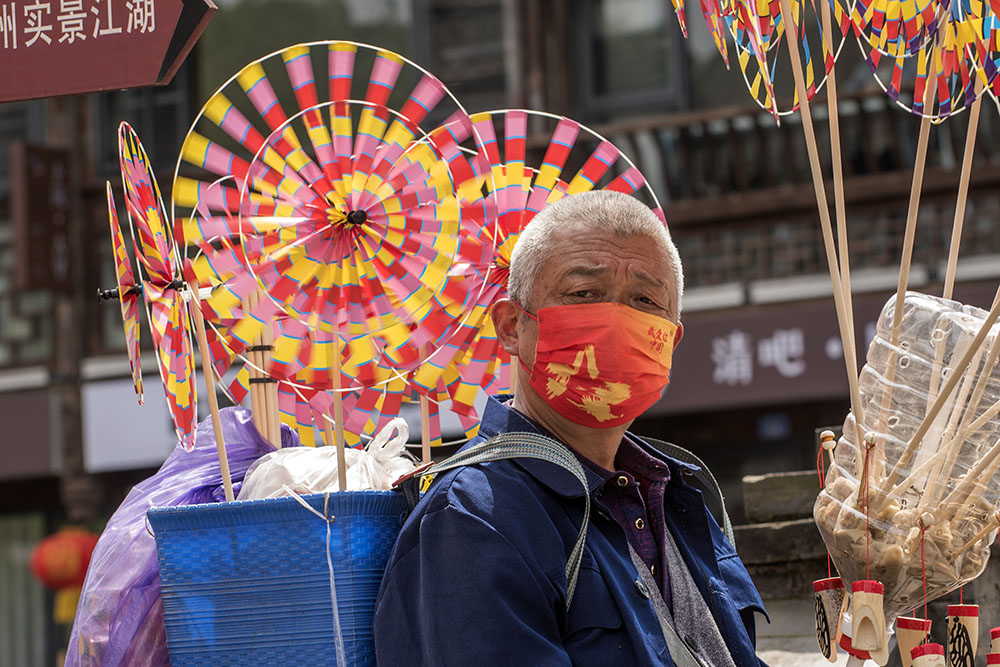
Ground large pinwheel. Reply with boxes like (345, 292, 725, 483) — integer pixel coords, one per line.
(119, 123, 198, 450)
(410, 109, 666, 438)
(105, 182, 143, 404)
(172, 41, 494, 451)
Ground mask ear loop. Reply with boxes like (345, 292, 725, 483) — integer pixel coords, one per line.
(510, 300, 537, 395)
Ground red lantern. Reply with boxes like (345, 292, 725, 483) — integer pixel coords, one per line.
(29, 528, 100, 623)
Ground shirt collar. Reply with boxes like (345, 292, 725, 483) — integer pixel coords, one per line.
(475, 395, 699, 498)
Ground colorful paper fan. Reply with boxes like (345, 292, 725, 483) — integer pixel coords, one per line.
(106, 181, 143, 404)
(409, 109, 665, 435)
(172, 41, 493, 400)
(854, 0, 1000, 119)
(728, 0, 850, 117)
(119, 122, 198, 450)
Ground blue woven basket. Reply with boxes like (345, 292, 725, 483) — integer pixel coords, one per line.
(148, 491, 407, 666)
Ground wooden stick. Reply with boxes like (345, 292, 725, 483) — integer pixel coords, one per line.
(420, 394, 432, 464)
(509, 354, 519, 395)
(822, 0, 857, 363)
(943, 78, 985, 301)
(846, 655, 866, 667)
(884, 285, 1000, 490)
(260, 314, 281, 448)
(331, 332, 347, 492)
(919, 340, 985, 507)
(189, 293, 235, 502)
(778, 0, 866, 451)
(241, 295, 265, 435)
(888, 55, 939, 348)
(955, 514, 1000, 557)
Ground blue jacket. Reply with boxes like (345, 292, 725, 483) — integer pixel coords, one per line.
(374, 396, 768, 666)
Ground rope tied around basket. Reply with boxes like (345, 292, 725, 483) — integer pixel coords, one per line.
(283, 486, 347, 667)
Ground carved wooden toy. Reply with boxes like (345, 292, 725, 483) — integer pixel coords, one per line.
(912, 643, 946, 666)
(852, 580, 888, 662)
(947, 604, 979, 667)
(814, 577, 847, 661)
(896, 616, 932, 667)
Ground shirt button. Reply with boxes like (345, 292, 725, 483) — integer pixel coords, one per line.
(616, 475, 629, 487)
(635, 579, 651, 599)
(635, 517, 646, 530)
(650, 564, 656, 576)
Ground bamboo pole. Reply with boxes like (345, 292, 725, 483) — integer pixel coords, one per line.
(822, 0, 856, 360)
(241, 295, 265, 435)
(420, 394, 432, 464)
(331, 332, 348, 491)
(510, 354, 518, 395)
(942, 79, 985, 301)
(778, 0, 866, 453)
(188, 291, 235, 502)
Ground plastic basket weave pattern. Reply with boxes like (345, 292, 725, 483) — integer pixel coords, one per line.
(148, 491, 407, 666)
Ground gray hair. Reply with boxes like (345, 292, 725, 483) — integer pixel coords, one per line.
(508, 190, 684, 314)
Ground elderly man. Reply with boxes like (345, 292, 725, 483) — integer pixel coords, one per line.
(373, 190, 766, 666)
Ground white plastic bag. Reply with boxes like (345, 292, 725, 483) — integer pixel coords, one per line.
(238, 418, 417, 499)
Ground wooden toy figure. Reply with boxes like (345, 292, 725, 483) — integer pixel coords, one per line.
(991, 626, 1000, 653)
(814, 577, 847, 661)
(911, 643, 946, 667)
(896, 616, 932, 667)
(852, 580, 888, 663)
(946, 605, 979, 667)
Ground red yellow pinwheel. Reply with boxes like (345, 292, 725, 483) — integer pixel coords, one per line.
(172, 41, 494, 446)
(119, 122, 198, 450)
(410, 109, 665, 438)
(106, 181, 143, 404)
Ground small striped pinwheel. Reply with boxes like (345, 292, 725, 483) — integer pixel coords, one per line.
(854, 0, 1000, 119)
(727, 0, 850, 118)
(106, 182, 143, 404)
(119, 122, 198, 449)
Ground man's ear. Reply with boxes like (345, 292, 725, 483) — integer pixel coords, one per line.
(492, 298, 521, 356)
(672, 322, 684, 350)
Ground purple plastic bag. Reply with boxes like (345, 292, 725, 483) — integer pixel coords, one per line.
(66, 407, 299, 666)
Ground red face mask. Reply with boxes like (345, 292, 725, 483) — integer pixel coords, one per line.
(519, 302, 678, 428)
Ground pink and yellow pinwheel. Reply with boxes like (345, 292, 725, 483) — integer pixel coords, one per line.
(106, 181, 143, 404)
(119, 122, 198, 449)
(172, 41, 494, 446)
(410, 109, 665, 439)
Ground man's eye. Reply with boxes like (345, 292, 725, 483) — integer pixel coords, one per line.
(571, 290, 594, 298)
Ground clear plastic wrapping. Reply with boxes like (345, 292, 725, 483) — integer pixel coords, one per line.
(815, 292, 1000, 623)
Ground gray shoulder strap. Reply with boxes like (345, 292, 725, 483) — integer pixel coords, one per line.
(419, 431, 591, 612)
(627, 542, 706, 667)
(639, 436, 736, 547)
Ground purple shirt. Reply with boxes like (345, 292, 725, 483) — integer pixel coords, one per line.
(577, 436, 673, 611)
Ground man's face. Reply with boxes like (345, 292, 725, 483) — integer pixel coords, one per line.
(514, 221, 682, 368)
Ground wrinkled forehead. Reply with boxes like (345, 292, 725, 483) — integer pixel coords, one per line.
(542, 222, 676, 282)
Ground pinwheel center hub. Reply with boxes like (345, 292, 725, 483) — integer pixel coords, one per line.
(327, 208, 367, 229)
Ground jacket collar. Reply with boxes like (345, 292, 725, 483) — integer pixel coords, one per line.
(475, 395, 700, 499)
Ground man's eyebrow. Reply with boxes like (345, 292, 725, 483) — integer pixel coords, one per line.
(562, 265, 610, 279)
(633, 269, 667, 289)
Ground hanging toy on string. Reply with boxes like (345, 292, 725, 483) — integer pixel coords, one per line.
(947, 603, 978, 667)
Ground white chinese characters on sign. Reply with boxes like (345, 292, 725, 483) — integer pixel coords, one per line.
(1, 3, 16, 48)
(91, 0, 120, 36)
(711, 327, 808, 386)
(711, 330, 754, 386)
(758, 328, 806, 378)
(0, 0, 148, 49)
(24, 1, 52, 46)
(58, 0, 87, 43)
(125, 0, 153, 33)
